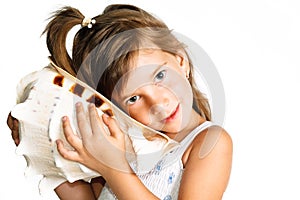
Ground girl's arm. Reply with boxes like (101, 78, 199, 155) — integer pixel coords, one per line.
(90, 176, 106, 198)
(54, 177, 106, 200)
(55, 180, 96, 200)
(179, 126, 233, 199)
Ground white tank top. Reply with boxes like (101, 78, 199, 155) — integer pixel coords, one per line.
(98, 121, 214, 200)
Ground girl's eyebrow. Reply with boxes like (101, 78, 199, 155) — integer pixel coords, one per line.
(151, 62, 167, 77)
(119, 61, 168, 103)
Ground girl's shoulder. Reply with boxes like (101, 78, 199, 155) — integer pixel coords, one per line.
(182, 125, 232, 167)
(180, 125, 233, 197)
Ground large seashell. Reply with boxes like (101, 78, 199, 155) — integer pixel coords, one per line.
(11, 62, 179, 194)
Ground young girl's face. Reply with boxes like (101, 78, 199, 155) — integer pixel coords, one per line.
(113, 49, 194, 134)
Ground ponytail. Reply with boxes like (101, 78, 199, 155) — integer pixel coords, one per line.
(42, 6, 84, 76)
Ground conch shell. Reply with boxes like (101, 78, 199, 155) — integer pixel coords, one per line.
(11, 62, 179, 194)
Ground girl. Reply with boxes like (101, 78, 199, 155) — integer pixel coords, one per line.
(8, 4, 232, 199)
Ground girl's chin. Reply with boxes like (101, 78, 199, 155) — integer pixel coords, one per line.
(158, 125, 183, 135)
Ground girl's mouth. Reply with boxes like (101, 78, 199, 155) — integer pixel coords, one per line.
(163, 104, 180, 123)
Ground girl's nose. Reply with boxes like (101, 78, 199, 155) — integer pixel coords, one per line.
(150, 103, 167, 116)
(144, 85, 173, 115)
(145, 85, 171, 106)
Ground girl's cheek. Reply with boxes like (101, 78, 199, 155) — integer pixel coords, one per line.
(128, 108, 149, 125)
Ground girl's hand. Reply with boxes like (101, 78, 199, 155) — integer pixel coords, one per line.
(56, 103, 132, 176)
(57, 103, 159, 200)
(6, 112, 20, 146)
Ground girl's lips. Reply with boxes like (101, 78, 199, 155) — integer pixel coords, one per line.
(163, 104, 180, 123)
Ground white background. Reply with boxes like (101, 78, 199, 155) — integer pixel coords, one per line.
(1, 0, 300, 199)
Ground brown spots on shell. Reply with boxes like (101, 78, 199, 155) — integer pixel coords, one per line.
(69, 83, 85, 97)
(53, 75, 64, 87)
(103, 109, 113, 117)
(86, 94, 105, 108)
(53, 75, 113, 116)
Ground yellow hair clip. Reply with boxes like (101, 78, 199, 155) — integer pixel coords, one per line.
(81, 17, 96, 28)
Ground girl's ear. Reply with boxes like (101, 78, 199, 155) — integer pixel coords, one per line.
(175, 54, 190, 79)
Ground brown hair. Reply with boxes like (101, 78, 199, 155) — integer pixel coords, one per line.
(43, 4, 211, 121)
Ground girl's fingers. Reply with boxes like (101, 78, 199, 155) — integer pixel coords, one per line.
(7, 113, 20, 146)
(102, 114, 123, 139)
(12, 119, 20, 146)
(7, 112, 13, 130)
(62, 116, 83, 152)
(56, 139, 80, 162)
(75, 102, 92, 138)
(88, 103, 106, 138)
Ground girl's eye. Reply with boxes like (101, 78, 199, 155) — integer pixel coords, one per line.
(126, 95, 140, 105)
(154, 70, 166, 82)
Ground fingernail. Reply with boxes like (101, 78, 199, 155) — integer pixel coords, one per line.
(13, 120, 18, 126)
(102, 113, 109, 121)
(14, 139, 20, 146)
(76, 102, 82, 107)
(88, 103, 95, 109)
(62, 116, 67, 122)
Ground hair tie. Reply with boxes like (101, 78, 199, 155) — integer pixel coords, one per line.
(81, 17, 96, 28)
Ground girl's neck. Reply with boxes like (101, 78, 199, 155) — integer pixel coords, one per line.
(165, 110, 206, 142)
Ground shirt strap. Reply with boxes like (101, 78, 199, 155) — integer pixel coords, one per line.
(177, 121, 215, 157)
